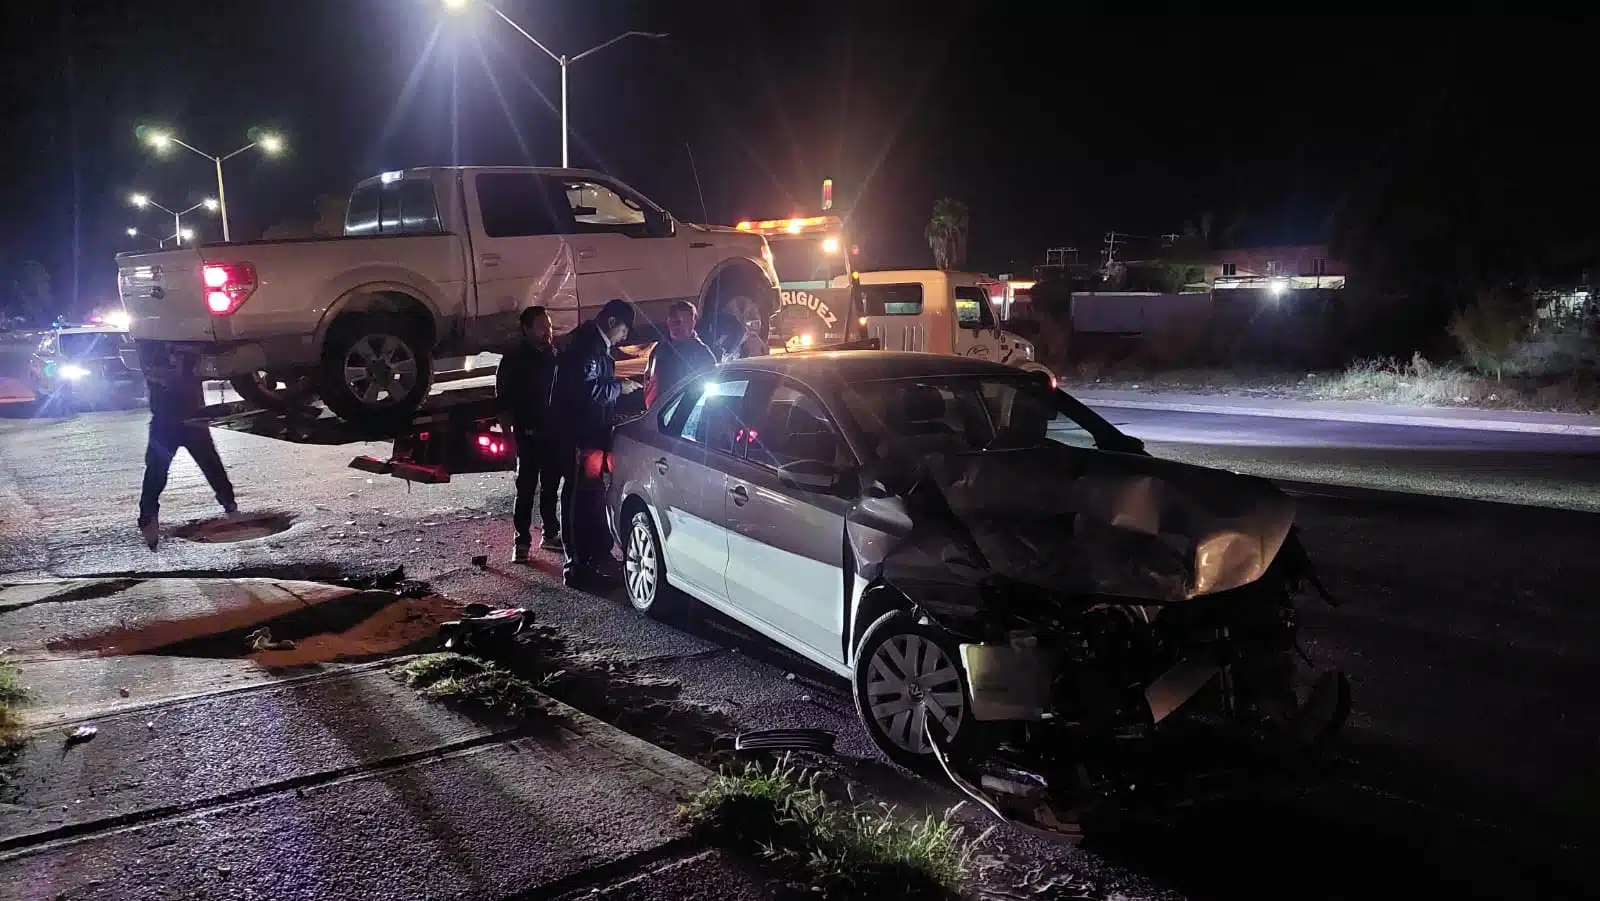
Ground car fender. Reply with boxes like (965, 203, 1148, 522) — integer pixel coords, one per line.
(312, 266, 452, 353)
(693, 253, 779, 307)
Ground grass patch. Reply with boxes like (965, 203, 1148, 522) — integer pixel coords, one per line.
(401, 652, 553, 722)
(1, 656, 27, 794)
(682, 761, 979, 900)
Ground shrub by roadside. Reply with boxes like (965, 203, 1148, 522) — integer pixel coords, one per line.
(1, 655, 26, 791)
(682, 761, 980, 900)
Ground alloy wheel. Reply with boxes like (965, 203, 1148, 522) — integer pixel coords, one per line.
(342, 333, 419, 406)
(865, 633, 965, 754)
(624, 512, 657, 611)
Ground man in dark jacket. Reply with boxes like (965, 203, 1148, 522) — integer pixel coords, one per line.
(497, 306, 561, 563)
(644, 299, 717, 408)
(548, 299, 639, 588)
(138, 372, 237, 550)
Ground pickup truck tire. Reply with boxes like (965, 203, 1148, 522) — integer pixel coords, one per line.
(703, 268, 773, 353)
(318, 316, 434, 430)
(229, 371, 318, 411)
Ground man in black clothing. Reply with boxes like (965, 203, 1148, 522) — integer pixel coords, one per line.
(138, 373, 237, 550)
(548, 298, 640, 588)
(644, 299, 717, 408)
(497, 306, 562, 563)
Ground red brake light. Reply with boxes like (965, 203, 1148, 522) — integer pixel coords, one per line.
(201, 262, 257, 316)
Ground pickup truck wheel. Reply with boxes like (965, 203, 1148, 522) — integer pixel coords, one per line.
(230, 371, 318, 411)
(319, 318, 434, 429)
(853, 610, 975, 776)
(704, 270, 773, 355)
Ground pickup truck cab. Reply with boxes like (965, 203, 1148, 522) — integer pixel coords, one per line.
(843, 269, 1051, 377)
(116, 166, 780, 429)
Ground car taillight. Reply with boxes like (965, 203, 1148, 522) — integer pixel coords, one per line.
(476, 434, 509, 456)
(202, 262, 257, 316)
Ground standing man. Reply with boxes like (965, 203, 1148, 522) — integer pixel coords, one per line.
(497, 305, 561, 563)
(548, 299, 640, 589)
(138, 371, 237, 550)
(712, 311, 766, 363)
(644, 299, 717, 408)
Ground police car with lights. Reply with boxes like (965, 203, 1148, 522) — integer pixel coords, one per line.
(27, 313, 145, 410)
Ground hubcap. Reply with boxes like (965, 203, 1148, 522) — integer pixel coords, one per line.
(343, 334, 418, 407)
(624, 514, 657, 610)
(865, 633, 964, 755)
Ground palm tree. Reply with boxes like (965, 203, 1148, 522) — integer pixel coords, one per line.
(925, 197, 969, 271)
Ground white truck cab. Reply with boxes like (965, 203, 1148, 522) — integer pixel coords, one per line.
(843, 269, 1050, 377)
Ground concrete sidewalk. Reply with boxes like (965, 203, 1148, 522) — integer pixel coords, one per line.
(1073, 388, 1600, 436)
(0, 578, 745, 901)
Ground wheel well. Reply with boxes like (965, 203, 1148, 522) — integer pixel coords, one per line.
(702, 263, 774, 324)
(849, 582, 913, 662)
(619, 494, 649, 545)
(327, 291, 437, 350)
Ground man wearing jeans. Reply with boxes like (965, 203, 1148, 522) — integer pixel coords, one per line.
(138, 373, 236, 549)
(497, 306, 562, 562)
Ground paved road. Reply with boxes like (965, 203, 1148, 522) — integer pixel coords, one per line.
(1091, 405, 1600, 512)
(1, 408, 1597, 899)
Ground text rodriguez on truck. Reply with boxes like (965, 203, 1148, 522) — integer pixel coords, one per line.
(116, 166, 781, 429)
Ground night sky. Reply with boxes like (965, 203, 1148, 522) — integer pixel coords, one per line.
(0, 2, 1587, 312)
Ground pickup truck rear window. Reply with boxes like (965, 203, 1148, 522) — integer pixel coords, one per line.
(346, 179, 442, 236)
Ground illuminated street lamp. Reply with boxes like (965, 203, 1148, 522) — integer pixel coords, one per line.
(443, 0, 665, 167)
(129, 193, 218, 246)
(138, 126, 285, 242)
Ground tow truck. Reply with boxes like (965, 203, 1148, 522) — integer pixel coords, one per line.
(736, 180, 866, 351)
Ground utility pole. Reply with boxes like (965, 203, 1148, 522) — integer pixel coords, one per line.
(1102, 231, 1124, 271)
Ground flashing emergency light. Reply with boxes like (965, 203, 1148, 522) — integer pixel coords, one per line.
(821, 178, 833, 211)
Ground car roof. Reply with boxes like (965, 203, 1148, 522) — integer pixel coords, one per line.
(721, 350, 1025, 388)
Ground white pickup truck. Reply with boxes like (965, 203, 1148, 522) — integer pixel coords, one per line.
(116, 166, 780, 428)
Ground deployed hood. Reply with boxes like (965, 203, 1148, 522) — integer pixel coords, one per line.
(858, 444, 1295, 605)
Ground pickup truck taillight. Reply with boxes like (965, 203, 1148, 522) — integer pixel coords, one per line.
(202, 262, 257, 315)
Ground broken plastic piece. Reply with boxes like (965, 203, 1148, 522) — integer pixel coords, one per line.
(247, 627, 297, 652)
(734, 728, 836, 755)
(440, 607, 528, 649)
(66, 724, 98, 744)
(471, 554, 489, 567)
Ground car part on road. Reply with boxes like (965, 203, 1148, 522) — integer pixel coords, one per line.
(247, 627, 297, 652)
(734, 728, 838, 755)
(319, 316, 435, 429)
(440, 607, 529, 650)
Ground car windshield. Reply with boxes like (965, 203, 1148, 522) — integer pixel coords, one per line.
(838, 373, 1125, 456)
(57, 332, 129, 359)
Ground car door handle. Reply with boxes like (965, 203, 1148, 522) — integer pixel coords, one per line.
(576, 247, 597, 260)
(480, 253, 501, 267)
(689, 241, 712, 248)
(654, 457, 668, 475)
(729, 485, 749, 506)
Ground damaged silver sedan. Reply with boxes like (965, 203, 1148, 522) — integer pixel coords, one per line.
(608, 352, 1349, 834)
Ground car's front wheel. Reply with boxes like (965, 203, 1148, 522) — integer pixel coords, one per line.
(318, 316, 434, 431)
(853, 609, 973, 774)
(622, 507, 678, 619)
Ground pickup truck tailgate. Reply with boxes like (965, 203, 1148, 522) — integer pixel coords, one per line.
(117, 249, 215, 342)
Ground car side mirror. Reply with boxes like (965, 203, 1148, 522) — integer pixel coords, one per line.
(957, 319, 981, 330)
(778, 459, 848, 493)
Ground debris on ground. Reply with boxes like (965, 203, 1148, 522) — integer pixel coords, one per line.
(440, 607, 528, 650)
(65, 724, 98, 745)
(735, 728, 837, 755)
(247, 627, 298, 652)
(682, 760, 977, 900)
(471, 554, 489, 567)
(400, 652, 556, 725)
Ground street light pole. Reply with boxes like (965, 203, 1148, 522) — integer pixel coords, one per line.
(141, 130, 284, 242)
(453, 2, 664, 168)
(129, 194, 218, 245)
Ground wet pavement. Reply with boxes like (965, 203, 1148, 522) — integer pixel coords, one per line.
(1, 407, 1598, 899)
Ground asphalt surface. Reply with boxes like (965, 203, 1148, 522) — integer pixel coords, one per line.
(1, 403, 1598, 899)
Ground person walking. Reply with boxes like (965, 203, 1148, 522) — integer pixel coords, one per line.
(548, 299, 640, 589)
(497, 305, 562, 563)
(138, 372, 237, 550)
(644, 299, 717, 408)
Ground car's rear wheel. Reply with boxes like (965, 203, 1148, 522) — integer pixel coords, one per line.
(853, 609, 973, 775)
(318, 316, 434, 430)
(230, 370, 318, 411)
(622, 507, 679, 619)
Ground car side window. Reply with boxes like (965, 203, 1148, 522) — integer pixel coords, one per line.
(666, 378, 751, 456)
(475, 173, 568, 237)
(745, 380, 852, 471)
(559, 179, 647, 234)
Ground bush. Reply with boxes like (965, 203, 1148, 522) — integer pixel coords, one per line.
(1448, 287, 1535, 380)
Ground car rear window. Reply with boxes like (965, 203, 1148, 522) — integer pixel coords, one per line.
(860, 283, 923, 316)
